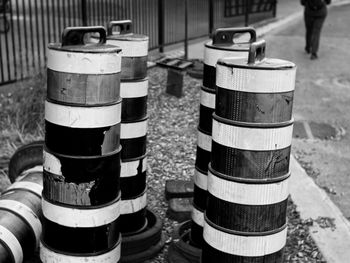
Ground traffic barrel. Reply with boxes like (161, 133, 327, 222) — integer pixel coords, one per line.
(0, 142, 43, 263)
(191, 27, 257, 247)
(202, 40, 296, 262)
(41, 26, 122, 263)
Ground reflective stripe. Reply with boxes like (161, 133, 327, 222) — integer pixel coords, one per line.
(6, 181, 43, 197)
(120, 79, 148, 98)
(197, 130, 211, 152)
(212, 119, 293, 151)
(0, 200, 42, 248)
(208, 171, 289, 205)
(45, 100, 121, 128)
(203, 221, 287, 257)
(107, 39, 148, 57)
(0, 225, 23, 263)
(43, 150, 62, 175)
(121, 157, 147, 177)
(204, 47, 248, 67)
(216, 63, 296, 93)
(121, 191, 147, 214)
(200, 88, 215, 109)
(191, 206, 204, 227)
(120, 119, 148, 139)
(40, 239, 121, 263)
(194, 168, 207, 191)
(42, 198, 120, 227)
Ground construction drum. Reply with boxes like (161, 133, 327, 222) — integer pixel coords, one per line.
(202, 40, 296, 262)
(191, 27, 257, 247)
(41, 26, 122, 263)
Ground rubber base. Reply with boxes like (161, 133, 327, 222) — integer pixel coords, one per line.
(167, 198, 193, 222)
(167, 220, 201, 263)
(121, 209, 165, 263)
(187, 60, 203, 79)
(165, 179, 194, 200)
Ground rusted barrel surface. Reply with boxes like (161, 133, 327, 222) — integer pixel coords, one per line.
(0, 170, 43, 263)
(202, 40, 296, 262)
(41, 26, 122, 263)
(191, 27, 256, 248)
(107, 20, 149, 80)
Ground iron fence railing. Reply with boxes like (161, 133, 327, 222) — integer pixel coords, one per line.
(0, 0, 276, 86)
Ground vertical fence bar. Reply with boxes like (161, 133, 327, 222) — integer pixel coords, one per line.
(3, 1, 11, 81)
(40, 0, 46, 67)
(273, 0, 277, 17)
(28, 0, 35, 71)
(158, 0, 164, 52)
(245, 0, 250, 26)
(34, 0, 41, 69)
(81, 0, 87, 26)
(9, 0, 17, 80)
(209, 0, 214, 35)
(184, 0, 188, 59)
(15, 0, 23, 79)
(22, 0, 30, 75)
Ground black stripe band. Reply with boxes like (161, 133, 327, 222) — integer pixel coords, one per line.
(47, 69, 121, 106)
(203, 64, 216, 91)
(199, 105, 215, 134)
(120, 136, 147, 160)
(121, 56, 148, 80)
(41, 216, 120, 254)
(45, 121, 120, 156)
(193, 184, 207, 211)
(121, 96, 148, 122)
(201, 241, 284, 263)
(120, 171, 146, 199)
(190, 220, 204, 247)
(120, 208, 147, 234)
(215, 88, 294, 123)
(195, 146, 211, 174)
(0, 239, 15, 263)
(206, 192, 288, 232)
(211, 141, 290, 179)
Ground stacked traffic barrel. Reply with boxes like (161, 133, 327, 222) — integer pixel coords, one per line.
(191, 27, 257, 247)
(41, 27, 123, 262)
(0, 170, 43, 263)
(202, 40, 296, 262)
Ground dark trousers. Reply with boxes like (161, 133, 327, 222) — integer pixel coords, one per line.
(304, 13, 326, 54)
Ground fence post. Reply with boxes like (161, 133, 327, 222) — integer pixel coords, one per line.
(184, 0, 188, 59)
(273, 0, 277, 17)
(245, 0, 250, 26)
(209, 0, 214, 35)
(81, 0, 87, 26)
(158, 0, 165, 52)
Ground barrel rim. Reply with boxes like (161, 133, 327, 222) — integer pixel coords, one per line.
(121, 77, 149, 84)
(205, 41, 251, 52)
(121, 152, 148, 163)
(208, 164, 291, 184)
(217, 57, 296, 70)
(48, 43, 122, 54)
(121, 115, 149, 124)
(197, 126, 211, 136)
(205, 214, 288, 237)
(194, 165, 208, 176)
(213, 113, 294, 129)
(201, 85, 216, 94)
(106, 33, 149, 42)
(46, 96, 122, 108)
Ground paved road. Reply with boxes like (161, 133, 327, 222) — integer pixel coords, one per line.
(266, 3, 350, 219)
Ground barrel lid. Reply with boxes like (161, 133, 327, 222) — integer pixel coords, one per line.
(205, 27, 257, 51)
(106, 20, 149, 42)
(48, 26, 122, 53)
(217, 39, 296, 70)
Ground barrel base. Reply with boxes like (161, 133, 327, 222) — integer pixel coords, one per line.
(121, 209, 164, 262)
(167, 220, 201, 263)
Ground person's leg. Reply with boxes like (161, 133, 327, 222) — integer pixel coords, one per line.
(304, 13, 314, 53)
(311, 15, 327, 58)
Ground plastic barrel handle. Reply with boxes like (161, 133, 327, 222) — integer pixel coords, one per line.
(107, 20, 133, 36)
(61, 26, 107, 46)
(248, 39, 266, 64)
(212, 27, 257, 45)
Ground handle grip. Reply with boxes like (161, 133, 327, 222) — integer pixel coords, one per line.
(107, 20, 133, 35)
(61, 26, 107, 46)
(212, 27, 257, 45)
(248, 39, 266, 64)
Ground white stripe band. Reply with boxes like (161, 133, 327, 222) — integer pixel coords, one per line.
(6, 181, 43, 197)
(121, 191, 147, 214)
(197, 130, 211, 152)
(120, 79, 148, 98)
(200, 88, 215, 109)
(204, 46, 248, 67)
(208, 171, 289, 205)
(216, 63, 296, 93)
(203, 221, 287, 257)
(47, 49, 121, 74)
(0, 225, 23, 263)
(121, 119, 148, 139)
(0, 200, 42, 248)
(40, 241, 121, 263)
(212, 119, 293, 151)
(194, 169, 207, 191)
(191, 206, 204, 227)
(121, 157, 147, 178)
(42, 198, 120, 227)
(107, 39, 148, 57)
(45, 100, 121, 128)
(43, 150, 62, 176)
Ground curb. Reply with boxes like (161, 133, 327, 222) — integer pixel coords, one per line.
(289, 155, 350, 263)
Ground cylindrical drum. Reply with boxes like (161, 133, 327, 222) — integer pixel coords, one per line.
(41, 26, 122, 263)
(191, 27, 256, 247)
(0, 170, 43, 263)
(202, 40, 296, 262)
(107, 20, 149, 80)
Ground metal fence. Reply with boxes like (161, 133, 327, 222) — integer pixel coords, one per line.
(0, 0, 276, 86)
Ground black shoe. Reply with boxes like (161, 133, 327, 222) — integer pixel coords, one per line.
(310, 53, 318, 60)
(305, 47, 310, 54)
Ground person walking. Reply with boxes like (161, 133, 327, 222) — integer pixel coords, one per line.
(301, 0, 331, 60)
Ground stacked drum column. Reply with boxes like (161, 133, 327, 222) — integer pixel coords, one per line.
(202, 40, 296, 262)
(191, 27, 257, 247)
(41, 27, 123, 262)
(106, 20, 149, 236)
